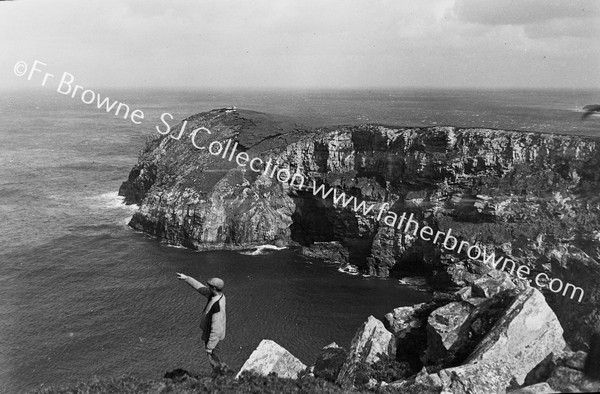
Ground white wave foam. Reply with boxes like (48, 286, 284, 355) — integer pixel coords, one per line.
(165, 243, 187, 249)
(239, 244, 287, 256)
(86, 191, 138, 211)
(337, 263, 359, 276)
(398, 277, 428, 288)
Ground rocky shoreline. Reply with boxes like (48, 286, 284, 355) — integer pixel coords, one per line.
(119, 108, 600, 392)
(235, 282, 598, 393)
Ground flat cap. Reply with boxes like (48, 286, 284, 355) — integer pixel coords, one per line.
(207, 277, 224, 291)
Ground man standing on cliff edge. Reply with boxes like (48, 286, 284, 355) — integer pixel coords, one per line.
(176, 272, 227, 374)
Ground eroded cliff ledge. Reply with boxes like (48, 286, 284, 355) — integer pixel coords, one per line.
(120, 108, 600, 349)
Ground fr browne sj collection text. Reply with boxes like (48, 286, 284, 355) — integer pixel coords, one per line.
(13, 59, 203, 137)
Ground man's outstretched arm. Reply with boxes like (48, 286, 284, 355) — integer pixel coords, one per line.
(176, 273, 211, 298)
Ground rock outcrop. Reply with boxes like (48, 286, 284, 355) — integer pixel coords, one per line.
(235, 339, 306, 379)
(524, 350, 600, 393)
(120, 109, 312, 250)
(424, 301, 476, 363)
(508, 382, 555, 394)
(384, 302, 427, 339)
(472, 270, 516, 298)
(312, 342, 347, 382)
(379, 286, 571, 393)
(231, 280, 586, 392)
(336, 315, 396, 387)
(121, 108, 600, 360)
(466, 287, 566, 385)
(427, 361, 514, 394)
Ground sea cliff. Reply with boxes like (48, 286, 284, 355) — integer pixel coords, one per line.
(120, 108, 600, 352)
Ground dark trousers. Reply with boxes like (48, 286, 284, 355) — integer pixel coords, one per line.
(206, 341, 223, 370)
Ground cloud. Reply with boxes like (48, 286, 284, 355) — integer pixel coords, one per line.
(451, 0, 600, 42)
(523, 16, 600, 39)
(0, 0, 598, 89)
(453, 0, 599, 26)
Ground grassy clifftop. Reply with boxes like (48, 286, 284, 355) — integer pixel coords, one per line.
(32, 372, 379, 394)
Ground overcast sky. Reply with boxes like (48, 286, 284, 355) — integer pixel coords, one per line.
(1, 0, 599, 89)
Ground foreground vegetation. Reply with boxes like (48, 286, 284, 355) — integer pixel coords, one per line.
(31, 355, 442, 393)
(33, 371, 371, 394)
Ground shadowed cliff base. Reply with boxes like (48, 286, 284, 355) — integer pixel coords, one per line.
(119, 108, 600, 352)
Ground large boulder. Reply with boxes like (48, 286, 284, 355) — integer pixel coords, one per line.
(545, 365, 600, 393)
(472, 270, 516, 298)
(235, 339, 306, 379)
(466, 287, 566, 385)
(524, 350, 585, 385)
(312, 342, 347, 382)
(384, 303, 427, 339)
(396, 361, 514, 394)
(524, 350, 600, 393)
(437, 361, 514, 394)
(336, 315, 396, 387)
(424, 301, 475, 363)
(545, 246, 600, 350)
(508, 382, 555, 394)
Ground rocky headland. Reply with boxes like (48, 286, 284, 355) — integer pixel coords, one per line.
(120, 108, 600, 392)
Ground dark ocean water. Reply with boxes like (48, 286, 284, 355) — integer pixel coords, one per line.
(0, 88, 598, 392)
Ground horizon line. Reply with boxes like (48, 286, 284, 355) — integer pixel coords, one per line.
(2, 85, 600, 93)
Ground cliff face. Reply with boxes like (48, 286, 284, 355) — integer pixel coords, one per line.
(120, 109, 312, 249)
(120, 108, 600, 348)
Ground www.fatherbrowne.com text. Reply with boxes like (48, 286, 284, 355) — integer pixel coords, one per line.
(184, 130, 585, 303)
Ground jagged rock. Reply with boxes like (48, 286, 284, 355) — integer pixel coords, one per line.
(313, 342, 347, 382)
(446, 262, 484, 288)
(387, 379, 440, 393)
(299, 241, 349, 265)
(336, 315, 396, 387)
(508, 382, 555, 393)
(413, 367, 444, 388)
(523, 350, 600, 393)
(463, 297, 491, 308)
(434, 361, 514, 394)
(456, 286, 473, 301)
(546, 246, 600, 350)
(565, 350, 587, 370)
(424, 301, 475, 362)
(384, 303, 426, 338)
(235, 339, 306, 379)
(472, 270, 516, 298)
(466, 288, 566, 385)
(545, 366, 600, 393)
(396, 362, 514, 393)
(524, 351, 581, 386)
(366, 378, 378, 389)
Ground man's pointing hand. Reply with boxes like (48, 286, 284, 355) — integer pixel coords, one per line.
(176, 273, 187, 280)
